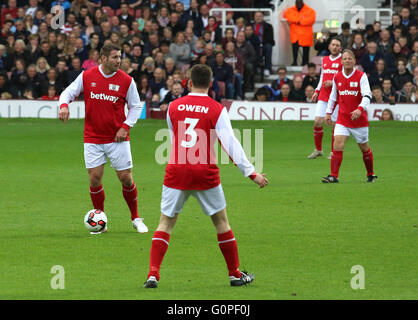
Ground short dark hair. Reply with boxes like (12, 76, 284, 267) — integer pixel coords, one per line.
(100, 43, 121, 58)
(330, 37, 342, 45)
(190, 64, 212, 89)
(341, 22, 350, 30)
(371, 85, 382, 91)
(307, 62, 316, 69)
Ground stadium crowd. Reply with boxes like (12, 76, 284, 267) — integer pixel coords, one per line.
(0, 0, 417, 108)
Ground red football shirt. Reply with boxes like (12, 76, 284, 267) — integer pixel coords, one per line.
(164, 93, 255, 190)
(316, 54, 342, 102)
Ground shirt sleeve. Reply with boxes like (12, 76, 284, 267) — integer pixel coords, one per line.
(358, 73, 372, 111)
(215, 108, 255, 177)
(326, 79, 338, 114)
(124, 78, 143, 128)
(166, 105, 174, 143)
(315, 67, 323, 92)
(59, 72, 84, 105)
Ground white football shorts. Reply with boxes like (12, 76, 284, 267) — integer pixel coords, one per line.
(334, 124, 369, 144)
(161, 184, 226, 217)
(315, 100, 339, 122)
(84, 141, 133, 171)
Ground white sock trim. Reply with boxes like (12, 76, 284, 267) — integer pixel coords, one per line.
(152, 237, 169, 245)
(90, 187, 103, 194)
(218, 238, 235, 244)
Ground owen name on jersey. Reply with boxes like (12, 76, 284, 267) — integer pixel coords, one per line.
(177, 104, 209, 113)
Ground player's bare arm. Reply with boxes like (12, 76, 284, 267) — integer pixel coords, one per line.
(325, 113, 332, 126)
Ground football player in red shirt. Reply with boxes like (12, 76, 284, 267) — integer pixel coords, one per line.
(308, 37, 342, 159)
(144, 64, 268, 288)
(322, 49, 377, 183)
(58, 44, 148, 233)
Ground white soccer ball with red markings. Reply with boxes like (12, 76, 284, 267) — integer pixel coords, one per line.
(84, 209, 107, 232)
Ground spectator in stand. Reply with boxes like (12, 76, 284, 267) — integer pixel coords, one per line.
(137, 74, 152, 104)
(167, 12, 184, 38)
(253, 11, 275, 75)
(289, 75, 305, 101)
(244, 24, 261, 62)
(400, 7, 416, 29)
(130, 43, 145, 72)
(11, 58, 27, 86)
(1, 0, 18, 26)
(384, 41, 403, 73)
(234, 17, 246, 38)
(337, 22, 351, 50)
(40, 68, 64, 96)
(183, 0, 201, 33)
(381, 108, 394, 121)
(80, 48, 99, 70)
(159, 74, 175, 101)
(360, 41, 383, 74)
(224, 41, 244, 100)
(371, 85, 391, 103)
(25, 0, 41, 19)
(190, 37, 205, 62)
(348, 32, 367, 65)
(382, 78, 396, 103)
(211, 51, 234, 99)
(283, 0, 316, 67)
(150, 67, 166, 95)
(275, 82, 291, 101)
(407, 24, 418, 47)
(235, 30, 256, 92)
(204, 42, 216, 66)
(305, 85, 315, 102)
(364, 24, 378, 43)
(399, 36, 412, 57)
(412, 65, 418, 85)
(12, 39, 30, 67)
(392, 26, 404, 43)
(41, 84, 59, 100)
(388, 13, 408, 37)
(302, 62, 319, 89)
(117, 2, 134, 28)
(120, 57, 137, 78)
(369, 58, 389, 87)
(25, 64, 42, 97)
(407, 53, 418, 72)
(168, 31, 191, 70)
(373, 20, 382, 35)
(392, 57, 413, 90)
(221, 28, 236, 48)
(137, 6, 152, 32)
(0, 72, 11, 97)
(159, 81, 185, 111)
(377, 29, 393, 55)
(143, 31, 160, 57)
(205, 15, 222, 43)
(403, 0, 418, 20)
(164, 57, 177, 77)
(35, 56, 50, 79)
(208, 0, 233, 23)
(0, 44, 12, 72)
(314, 28, 331, 56)
(138, 56, 156, 80)
(396, 80, 416, 102)
(67, 56, 83, 84)
(254, 87, 271, 101)
(55, 58, 69, 90)
(271, 67, 292, 91)
(157, 6, 170, 28)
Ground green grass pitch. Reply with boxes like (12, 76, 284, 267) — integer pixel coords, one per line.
(0, 118, 417, 300)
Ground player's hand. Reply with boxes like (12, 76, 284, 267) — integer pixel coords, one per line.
(324, 80, 333, 88)
(59, 106, 69, 123)
(351, 109, 362, 120)
(312, 91, 318, 102)
(325, 113, 332, 126)
(160, 104, 168, 111)
(253, 173, 268, 188)
(114, 127, 128, 142)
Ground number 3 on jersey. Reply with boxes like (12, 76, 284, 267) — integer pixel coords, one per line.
(181, 118, 199, 148)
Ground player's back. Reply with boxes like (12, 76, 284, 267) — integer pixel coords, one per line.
(164, 93, 225, 190)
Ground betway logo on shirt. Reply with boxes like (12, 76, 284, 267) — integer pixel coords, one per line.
(339, 90, 359, 96)
(90, 91, 119, 103)
(323, 69, 339, 74)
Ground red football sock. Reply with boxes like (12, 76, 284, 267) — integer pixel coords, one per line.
(90, 185, 105, 211)
(217, 230, 241, 278)
(148, 231, 170, 281)
(122, 182, 139, 220)
(362, 148, 374, 176)
(314, 126, 323, 151)
(331, 150, 343, 178)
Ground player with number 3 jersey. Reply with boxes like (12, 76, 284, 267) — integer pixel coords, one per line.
(144, 64, 268, 289)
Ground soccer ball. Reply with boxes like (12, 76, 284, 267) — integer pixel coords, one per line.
(84, 209, 107, 233)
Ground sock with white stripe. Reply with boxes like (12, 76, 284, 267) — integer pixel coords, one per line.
(148, 231, 170, 281)
(122, 182, 139, 220)
(217, 230, 241, 279)
(90, 184, 105, 212)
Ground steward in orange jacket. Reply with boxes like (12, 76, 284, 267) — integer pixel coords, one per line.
(283, 0, 316, 47)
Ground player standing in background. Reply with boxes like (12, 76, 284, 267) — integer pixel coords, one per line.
(308, 38, 342, 159)
(144, 64, 268, 288)
(58, 44, 148, 234)
(322, 49, 377, 183)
